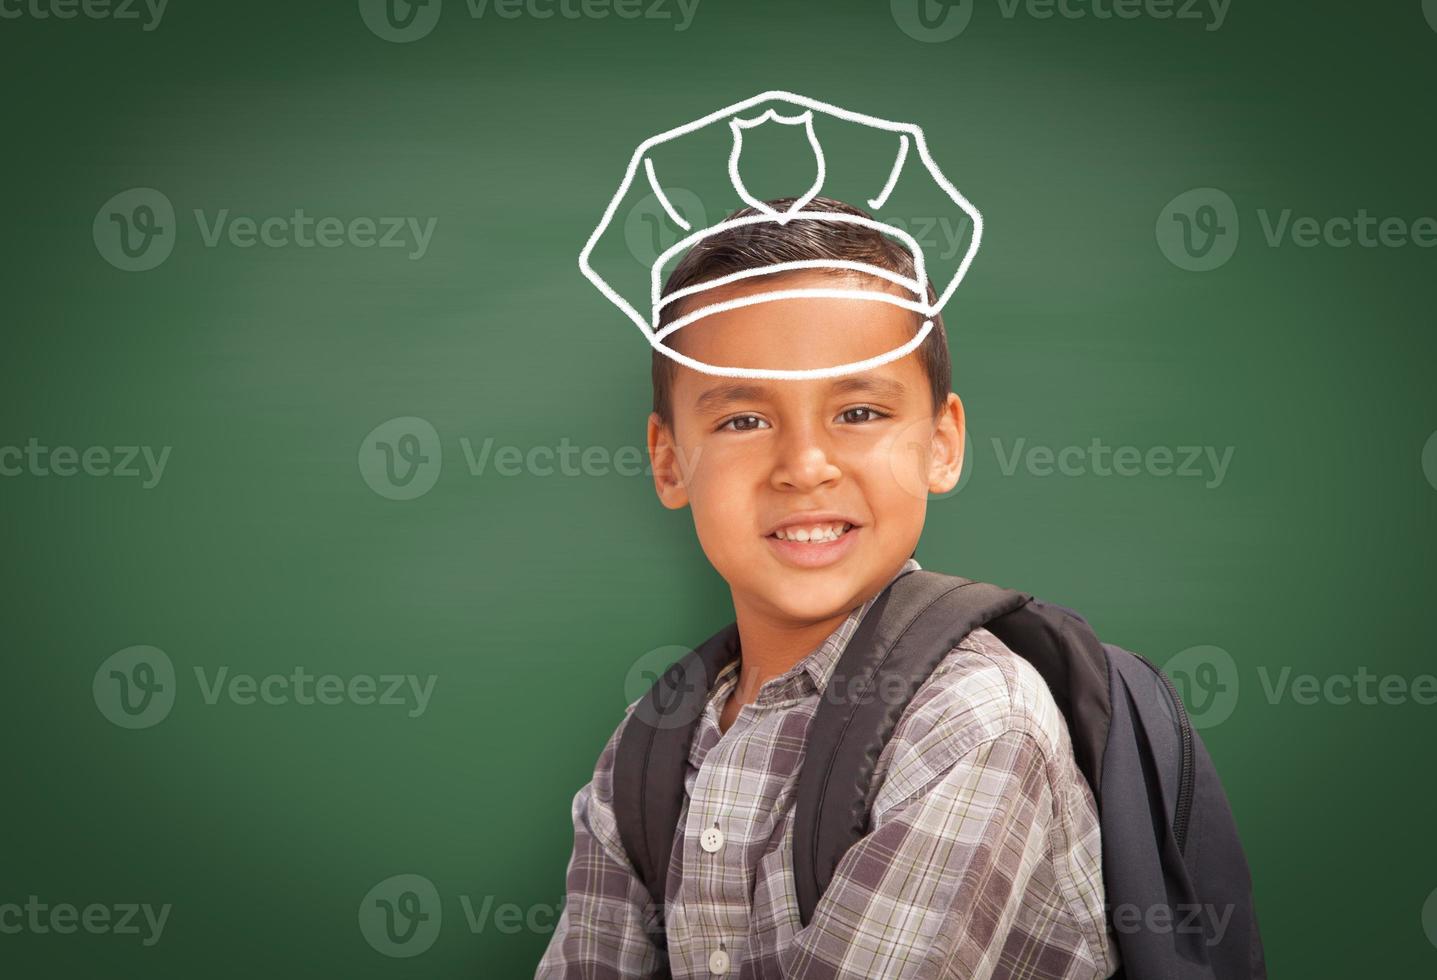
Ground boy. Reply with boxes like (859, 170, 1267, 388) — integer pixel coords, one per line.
(536, 197, 1118, 978)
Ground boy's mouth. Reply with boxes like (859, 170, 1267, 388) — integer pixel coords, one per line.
(767, 521, 854, 543)
(763, 519, 860, 569)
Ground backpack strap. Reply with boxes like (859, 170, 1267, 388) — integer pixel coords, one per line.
(793, 570, 1116, 926)
(792, 570, 1032, 924)
(612, 619, 740, 925)
(983, 595, 1113, 802)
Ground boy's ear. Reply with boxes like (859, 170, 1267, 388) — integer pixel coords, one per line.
(647, 412, 691, 509)
(927, 393, 966, 494)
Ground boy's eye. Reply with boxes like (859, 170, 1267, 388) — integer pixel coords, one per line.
(718, 414, 769, 432)
(840, 406, 889, 425)
(717, 408, 891, 432)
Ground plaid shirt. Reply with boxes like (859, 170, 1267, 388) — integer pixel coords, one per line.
(536, 558, 1119, 979)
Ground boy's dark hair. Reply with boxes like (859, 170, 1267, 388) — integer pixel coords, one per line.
(651, 196, 952, 426)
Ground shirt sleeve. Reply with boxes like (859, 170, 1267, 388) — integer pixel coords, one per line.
(534, 716, 668, 979)
(780, 727, 1102, 979)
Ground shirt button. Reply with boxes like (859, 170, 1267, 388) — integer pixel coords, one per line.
(700, 825, 724, 853)
(708, 947, 730, 974)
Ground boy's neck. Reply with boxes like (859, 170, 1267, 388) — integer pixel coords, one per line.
(723, 562, 914, 720)
(727, 597, 856, 705)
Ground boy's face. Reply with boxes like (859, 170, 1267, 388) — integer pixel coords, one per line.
(647, 272, 966, 628)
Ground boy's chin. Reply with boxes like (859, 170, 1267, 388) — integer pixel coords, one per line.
(749, 566, 872, 624)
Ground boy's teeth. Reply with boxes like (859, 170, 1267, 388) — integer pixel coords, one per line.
(774, 522, 851, 542)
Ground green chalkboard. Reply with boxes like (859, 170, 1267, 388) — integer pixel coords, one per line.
(2, 0, 1435, 975)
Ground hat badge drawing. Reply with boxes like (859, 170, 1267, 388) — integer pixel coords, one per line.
(579, 91, 983, 381)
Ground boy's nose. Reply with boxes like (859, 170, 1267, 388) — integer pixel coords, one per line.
(770, 428, 842, 492)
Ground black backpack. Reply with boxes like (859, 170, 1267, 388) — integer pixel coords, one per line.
(613, 567, 1267, 979)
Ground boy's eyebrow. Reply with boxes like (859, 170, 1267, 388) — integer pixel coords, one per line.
(831, 375, 908, 401)
(693, 383, 769, 415)
(692, 375, 908, 415)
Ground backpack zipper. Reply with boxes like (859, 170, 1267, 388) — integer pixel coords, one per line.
(1133, 651, 1195, 854)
